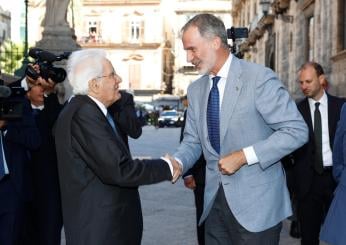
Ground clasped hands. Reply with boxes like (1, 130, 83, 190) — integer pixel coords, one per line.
(164, 154, 182, 184)
(165, 150, 246, 184)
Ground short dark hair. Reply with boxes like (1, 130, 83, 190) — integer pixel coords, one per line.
(181, 95, 187, 101)
(299, 62, 325, 77)
(181, 13, 229, 49)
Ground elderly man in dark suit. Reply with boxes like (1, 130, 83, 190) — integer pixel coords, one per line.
(54, 49, 180, 245)
(292, 62, 345, 245)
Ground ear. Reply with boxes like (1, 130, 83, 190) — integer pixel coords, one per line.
(318, 74, 326, 85)
(212, 36, 222, 50)
(88, 79, 99, 93)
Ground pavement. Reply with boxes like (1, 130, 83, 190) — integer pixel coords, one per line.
(61, 126, 302, 245)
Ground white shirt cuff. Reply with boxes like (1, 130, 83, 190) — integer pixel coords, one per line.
(21, 78, 29, 91)
(243, 146, 259, 165)
(161, 157, 173, 175)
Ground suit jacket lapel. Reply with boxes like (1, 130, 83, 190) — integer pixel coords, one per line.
(300, 98, 314, 140)
(327, 94, 337, 148)
(220, 57, 243, 148)
(81, 95, 130, 156)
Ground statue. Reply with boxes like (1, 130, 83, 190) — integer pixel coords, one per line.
(36, 0, 80, 103)
(43, 0, 70, 27)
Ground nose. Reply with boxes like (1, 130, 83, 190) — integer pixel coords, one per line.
(115, 74, 122, 84)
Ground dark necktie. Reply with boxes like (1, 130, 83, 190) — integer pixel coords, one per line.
(207, 76, 221, 154)
(106, 112, 117, 133)
(0, 132, 6, 180)
(313, 102, 323, 174)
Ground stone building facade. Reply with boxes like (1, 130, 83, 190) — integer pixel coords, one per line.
(172, 0, 232, 96)
(232, 0, 346, 99)
(0, 6, 10, 45)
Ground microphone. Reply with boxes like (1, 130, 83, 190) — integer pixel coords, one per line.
(28, 48, 44, 59)
(0, 85, 12, 98)
(28, 48, 57, 63)
(37, 50, 58, 63)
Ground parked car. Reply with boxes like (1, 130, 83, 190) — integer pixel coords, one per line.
(158, 110, 184, 128)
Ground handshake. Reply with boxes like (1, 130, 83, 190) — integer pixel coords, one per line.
(164, 149, 248, 184)
(164, 154, 182, 184)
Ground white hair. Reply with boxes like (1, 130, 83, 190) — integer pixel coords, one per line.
(66, 49, 107, 95)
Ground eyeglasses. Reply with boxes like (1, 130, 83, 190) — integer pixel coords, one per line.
(95, 71, 120, 81)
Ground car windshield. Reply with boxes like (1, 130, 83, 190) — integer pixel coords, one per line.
(161, 111, 177, 116)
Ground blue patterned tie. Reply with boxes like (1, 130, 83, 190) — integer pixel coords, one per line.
(207, 76, 221, 154)
(0, 132, 6, 180)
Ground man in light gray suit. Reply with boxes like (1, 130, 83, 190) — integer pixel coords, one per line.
(172, 14, 308, 244)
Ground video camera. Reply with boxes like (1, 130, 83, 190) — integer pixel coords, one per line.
(0, 78, 26, 120)
(26, 48, 71, 83)
(227, 27, 249, 59)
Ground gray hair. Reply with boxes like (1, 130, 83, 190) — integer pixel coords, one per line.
(66, 49, 107, 95)
(181, 13, 228, 49)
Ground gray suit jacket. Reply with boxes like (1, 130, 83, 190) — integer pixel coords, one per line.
(174, 55, 308, 232)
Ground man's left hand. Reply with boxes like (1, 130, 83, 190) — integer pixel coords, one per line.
(218, 150, 247, 175)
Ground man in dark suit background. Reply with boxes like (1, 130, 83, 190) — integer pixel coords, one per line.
(55, 49, 180, 245)
(26, 83, 63, 245)
(180, 95, 206, 245)
(108, 90, 142, 149)
(292, 62, 345, 245)
(8, 63, 64, 245)
(0, 90, 41, 245)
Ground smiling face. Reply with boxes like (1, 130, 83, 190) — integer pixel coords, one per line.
(89, 59, 122, 107)
(182, 26, 218, 75)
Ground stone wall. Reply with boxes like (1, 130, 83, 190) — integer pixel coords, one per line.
(232, 0, 346, 99)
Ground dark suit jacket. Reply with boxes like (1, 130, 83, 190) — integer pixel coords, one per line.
(55, 95, 171, 245)
(30, 93, 63, 227)
(0, 98, 41, 211)
(108, 91, 142, 149)
(292, 94, 345, 199)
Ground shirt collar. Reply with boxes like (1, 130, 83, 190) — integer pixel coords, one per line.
(209, 53, 232, 80)
(31, 104, 44, 110)
(308, 90, 327, 108)
(88, 95, 107, 116)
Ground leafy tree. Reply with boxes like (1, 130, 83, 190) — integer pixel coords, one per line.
(0, 40, 25, 75)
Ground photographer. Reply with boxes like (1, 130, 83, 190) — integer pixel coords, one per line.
(25, 82, 63, 245)
(0, 73, 41, 245)
(9, 51, 64, 245)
